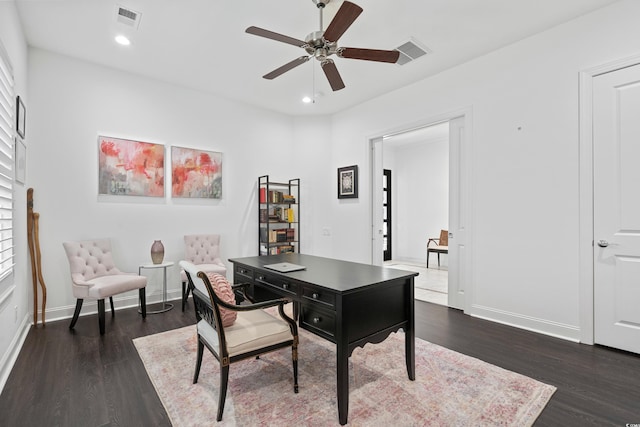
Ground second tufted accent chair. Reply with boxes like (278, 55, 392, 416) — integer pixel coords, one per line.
(62, 239, 147, 335)
(181, 234, 227, 311)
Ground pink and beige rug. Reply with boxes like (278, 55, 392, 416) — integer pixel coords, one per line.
(133, 325, 555, 426)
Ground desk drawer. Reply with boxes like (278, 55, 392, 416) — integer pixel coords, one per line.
(255, 272, 298, 297)
(234, 265, 253, 282)
(301, 305, 335, 339)
(302, 286, 335, 309)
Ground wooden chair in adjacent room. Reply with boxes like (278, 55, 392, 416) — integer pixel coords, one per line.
(180, 261, 299, 421)
(62, 239, 147, 335)
(427, 229, 449, 268)
(180, 234, 227, 311)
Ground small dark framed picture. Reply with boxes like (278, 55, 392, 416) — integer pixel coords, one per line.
(337, 165, 358, 199)
(16, 96, 26, 139)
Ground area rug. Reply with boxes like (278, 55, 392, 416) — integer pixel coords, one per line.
(133, 325, 555, 426)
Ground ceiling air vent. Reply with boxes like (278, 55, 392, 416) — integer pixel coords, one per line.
(395, 39, 430, 66)
(115, 5, 142, 30)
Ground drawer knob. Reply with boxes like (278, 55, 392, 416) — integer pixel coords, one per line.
(312, 292, 319, 299)
(282, 283, 289, 290)
(258, 275, 264, 281)
(313, 317, 321, 324)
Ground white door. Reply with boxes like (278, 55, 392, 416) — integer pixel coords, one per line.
(447, 117, 466, 310)
(593, 63, 640, 354)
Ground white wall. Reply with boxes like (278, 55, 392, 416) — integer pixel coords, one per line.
(0, 1, 30, 392)
(319, 0, 640, 340)
(26, 48, 298, 321)
(386, 139, 449, 265)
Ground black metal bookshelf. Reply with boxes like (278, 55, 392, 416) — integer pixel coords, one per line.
(258, 175, 300, 256)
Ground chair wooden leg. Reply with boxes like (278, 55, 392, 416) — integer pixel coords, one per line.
(98, 299, 106, 335)
(217, 365, 230, 421)
(139, 288, 146, 319)
(109, 296, 115, 316)
(292, 346, 299, 393)
(69, 299, 83, 330)
(181, 280, 187, 311)
(193, 339, 204, 384)
(426, 251, 430, 268)
(437, 253, 440, 267)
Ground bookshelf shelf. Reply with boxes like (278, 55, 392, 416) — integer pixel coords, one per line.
(258, 175, 300, 256)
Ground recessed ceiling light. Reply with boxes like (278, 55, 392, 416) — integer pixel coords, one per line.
(115, 35, 131, 46)
(302, 96, 312, 104)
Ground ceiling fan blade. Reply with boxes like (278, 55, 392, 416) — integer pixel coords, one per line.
(321, 59, 345, 91)
(338, 47, 400, 63)
(323, 1, 363, 43)
(246, 26, 307, 48)
(263, 56, 310, 80)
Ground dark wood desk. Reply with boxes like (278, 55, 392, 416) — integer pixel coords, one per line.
(229, 253, 417, 425)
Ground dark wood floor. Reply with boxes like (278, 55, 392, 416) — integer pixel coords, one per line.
(1, 299, 639, 426)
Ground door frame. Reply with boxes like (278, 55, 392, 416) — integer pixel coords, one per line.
(578, 53, 640, 345)
(369, 107, 473, 313)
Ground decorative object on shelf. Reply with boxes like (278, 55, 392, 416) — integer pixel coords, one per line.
(16, 95, 26, 138)
(171, 146, 223, 199)
(98, 135, 165, 197)
(15, 137, 26, 185)
(338, 165, 358, 199)
(151, 240, 165, 264)
(27, 188, 47, 326)
(259, 175, 300, 256)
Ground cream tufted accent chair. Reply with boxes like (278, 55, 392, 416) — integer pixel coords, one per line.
(63, 239, 147, 335)
(180, 260, 298, 421)
(181, 234, 227, 311)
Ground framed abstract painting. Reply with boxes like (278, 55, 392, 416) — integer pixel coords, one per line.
(98, 135, 165, 197)
(337, 165, 358, 199)
(171, 146, 222, 199)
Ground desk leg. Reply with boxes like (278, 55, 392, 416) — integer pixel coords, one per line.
(406, 277, 416, 380)
(336, 342, 349, 425)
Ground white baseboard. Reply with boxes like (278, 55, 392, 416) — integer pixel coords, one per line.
(470, 304, 581, 343)
(0, 313, 31, 394)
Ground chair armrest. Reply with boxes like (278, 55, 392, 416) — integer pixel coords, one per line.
(427, 238, 440, 247)
(193, 287, 290, 313)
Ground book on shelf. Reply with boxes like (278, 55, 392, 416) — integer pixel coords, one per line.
(260, 209, 268, 223)
(260, 187, 266, 203)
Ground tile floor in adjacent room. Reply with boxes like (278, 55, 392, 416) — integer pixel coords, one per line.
(384, 261, 448, 306)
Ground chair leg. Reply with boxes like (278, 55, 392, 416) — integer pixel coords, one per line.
(426, 251, 430, 268)
(139, 288, 147, 319)
(69, 299, 83, 330)
(217, 365, 230, 421)
(182, 280, 187, 311)
(109, 296, 115, 316)
(193, 339, 204, 384)
(437, 253, 440, 267)
(292, 346, 299, 393)
(98, 299, 106, 335)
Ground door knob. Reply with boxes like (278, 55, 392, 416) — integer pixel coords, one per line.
(597, 240, 609, 247)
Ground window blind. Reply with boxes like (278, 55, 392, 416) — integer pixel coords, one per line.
(0, 40, 15, 282)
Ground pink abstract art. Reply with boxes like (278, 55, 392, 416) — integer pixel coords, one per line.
(98, 136, 165, 197)
(171, 146, 222, 199)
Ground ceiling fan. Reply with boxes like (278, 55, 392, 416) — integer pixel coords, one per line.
(245, 0, 400, 91)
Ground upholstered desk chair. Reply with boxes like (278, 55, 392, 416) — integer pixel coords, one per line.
(63, 239, 147, 335)
(180, 261, 298, 421)
(427, 229, 449, 268)
(180, 234, 227, 311)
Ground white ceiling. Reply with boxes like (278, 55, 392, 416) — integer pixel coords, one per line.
(15, 0, 619, 116)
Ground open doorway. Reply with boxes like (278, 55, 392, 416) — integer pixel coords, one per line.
(379, 122, 450, 305)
